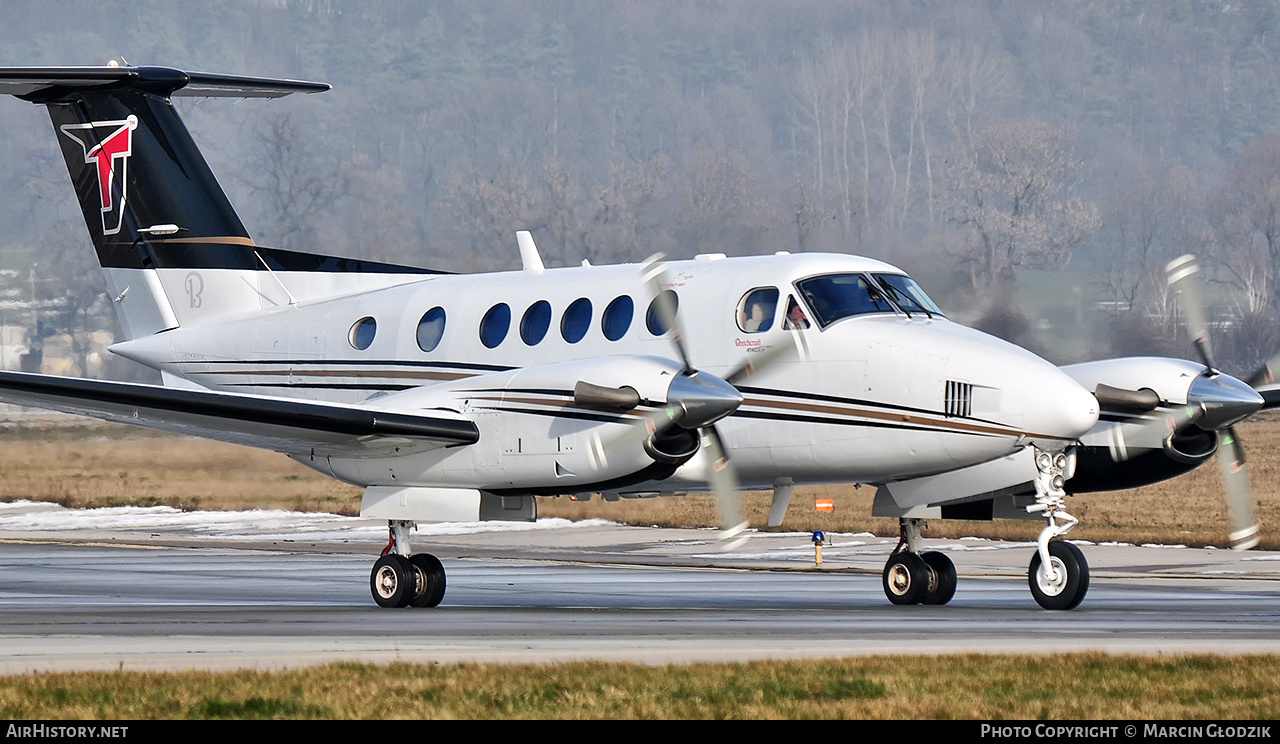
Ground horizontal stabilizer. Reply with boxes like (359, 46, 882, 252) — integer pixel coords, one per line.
(0, 371, 476, 458)
(0, 65, 328, 100)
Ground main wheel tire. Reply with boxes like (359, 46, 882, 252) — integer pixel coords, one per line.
(408, 553, 447, 608)
(1028, 541, 1089, 611)
(882, 552, 928, 605)
(370, 554, 413, 608)
(920, 551, 958, 605)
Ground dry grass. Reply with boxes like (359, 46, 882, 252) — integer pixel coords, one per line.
(1, 416, 1278, 549)
(0, 424, 361, 515)
(1, 655, 1277, 719)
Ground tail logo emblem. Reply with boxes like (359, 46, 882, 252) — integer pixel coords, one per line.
(58, 115, 138, 236)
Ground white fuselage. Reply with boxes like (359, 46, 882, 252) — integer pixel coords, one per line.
(109, 252, 1099, 493)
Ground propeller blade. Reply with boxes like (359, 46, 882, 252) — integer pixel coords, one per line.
(1245, 352, 1280, 389)
(599, 257, 748, 550)
(1106, 405, 1201, 461)
(1166, 256, 1264, 549)
(1244, 352, 1280, 409)
(599, 402, 678, 455)
(640, 254, 694, 372)
(1166, 254, 1217, 371)
(702, 425, 748, 551)
(1218, 426, 1260, 551)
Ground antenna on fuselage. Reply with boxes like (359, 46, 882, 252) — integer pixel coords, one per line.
(517, 231, 544, 275)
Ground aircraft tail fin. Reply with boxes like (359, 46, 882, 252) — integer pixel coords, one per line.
(0, 65, 431, 340)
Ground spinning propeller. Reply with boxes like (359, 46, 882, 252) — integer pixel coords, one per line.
(1092, 256, 1264, 549)
(581, 255, 805, 550)
(1092, 258, 1258, 552)
(1165, 255, 1263, 550)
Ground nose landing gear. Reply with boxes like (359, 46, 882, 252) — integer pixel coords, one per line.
(1026, 447, 1089, 611)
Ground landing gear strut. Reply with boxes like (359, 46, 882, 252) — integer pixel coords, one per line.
(881, 518, 957, 606)
(1026, 447, 1089, 611)
(370, 520, 447, 608)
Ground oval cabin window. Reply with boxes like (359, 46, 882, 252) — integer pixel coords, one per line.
(561, 298, 592, 343)
(416, 307, 446, 352)
(602, 295, 633, 342)
(479, 303, 511, 348)
(646, 290, 679, 336)
(349, 317, 377, 350)
(520, 300, 552, 346)
(736, 288, 779, 333)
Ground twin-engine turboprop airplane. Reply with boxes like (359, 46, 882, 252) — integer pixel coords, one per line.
(0, 64, 1272, 611)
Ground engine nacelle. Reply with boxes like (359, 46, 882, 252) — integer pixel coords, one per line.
(329, 355, 712, 493)
(1068, 426, 1216, 493)
(1062, 357, 1227, 493)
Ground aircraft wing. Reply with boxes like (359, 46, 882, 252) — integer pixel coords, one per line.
(0, 371, 477, 458)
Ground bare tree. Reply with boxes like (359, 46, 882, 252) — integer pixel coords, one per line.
(676, 146, 770, 256)
(900, 29, 937, 226)
(587, 154, 670, 262)
(943, 120, 1100, 288)
(243, 112, 350, 251)
(1211, 133, 1280, 313)
(33, 221, 110, 378)
(1101, 166, 1206, 318)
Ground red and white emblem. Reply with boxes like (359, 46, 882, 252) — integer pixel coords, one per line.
(58, 115, 138, 236)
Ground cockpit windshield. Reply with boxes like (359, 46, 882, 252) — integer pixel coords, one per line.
(795, 272, 945, 327)
(872, 273, 945, 317)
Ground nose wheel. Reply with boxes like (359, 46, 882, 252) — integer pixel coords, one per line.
(370, 520, 448, 609)
(1028, 540, 1089, 610)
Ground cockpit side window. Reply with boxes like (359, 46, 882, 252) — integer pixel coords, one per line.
(782, 295, 810, 330)
(736, 287, 779, 333)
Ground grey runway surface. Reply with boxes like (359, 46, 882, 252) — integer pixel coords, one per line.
(2, 509, 1280, 672)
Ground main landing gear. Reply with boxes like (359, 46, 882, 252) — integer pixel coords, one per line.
(881, 518, 957, 606)
(370, 520, 446, 608)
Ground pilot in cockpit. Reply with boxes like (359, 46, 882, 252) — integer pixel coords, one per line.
(784, 297, 810, 330)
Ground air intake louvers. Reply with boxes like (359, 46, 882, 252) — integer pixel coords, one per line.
(944, 380, 972, 418)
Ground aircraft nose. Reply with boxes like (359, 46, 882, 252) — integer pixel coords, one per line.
(1189, 372, 1263, 431)
(1024, 369, 1099, 446)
